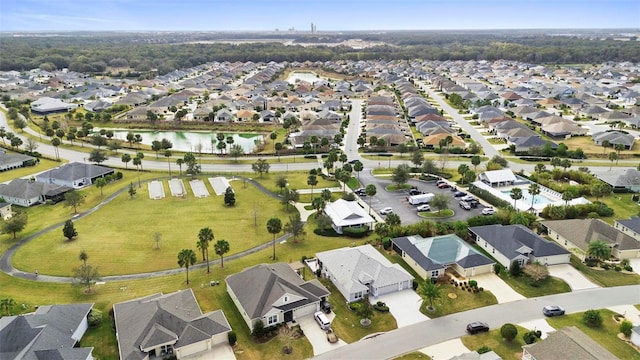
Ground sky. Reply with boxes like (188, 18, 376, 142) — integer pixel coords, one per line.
(0, 0, 638, 32)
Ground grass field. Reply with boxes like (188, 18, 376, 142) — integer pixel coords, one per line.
(498, 273, 571, 298)
(460, 324, 532, 360)
(570, 256, 640, 287)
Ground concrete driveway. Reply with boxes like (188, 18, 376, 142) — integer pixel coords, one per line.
(297, 313, 347, 356)
(517, 319, 557, 339)
(181, 343, 236, 360)
(419, 338, 470, 359)
(371, 290, 429, 328)
(472, 273, 525, 303)
(547, 264, 599, 290)
(629, 258, 640, 276)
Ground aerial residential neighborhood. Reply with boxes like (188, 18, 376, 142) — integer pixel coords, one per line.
(0, 2, 639, 360)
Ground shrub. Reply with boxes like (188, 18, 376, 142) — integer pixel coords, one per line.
(477, 346, 492, 354)
(382, 238, 391, 250)
(587, 212, 599, 218)
(301, 255, 307, 262)
(469, 280, 477, 288)
(349, 302, 362, 312)
(374, 302, 389, 312)
(228, 331, 237, 345)
(601, 263, 610, 270)
(468, 184, 511, 208)
(500, 323, 518, 342)
(584, 258, 598, 267)
(252, 319, 265, 337)
(624, 265, 633, 272)
(620, 320, 633, 337)
(342, 226, 369, 238)
(614, 266, 621, 272)
(583, 309, 603, 327)
(88, 309, 103, 327)
(115, 171, 123, 180)
(342, 192, 356, 201)
(510, 260, 521, 277)
(523, 331, 538, 344)
(494, 263, 502, 275)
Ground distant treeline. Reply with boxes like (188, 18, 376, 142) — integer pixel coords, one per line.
(1, 32, 638, 75)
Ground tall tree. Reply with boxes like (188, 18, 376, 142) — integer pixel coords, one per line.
(392, 164, 411, 187)
(51, 137, 61, 160)
(601, 139, 610, 154)
(457, 164, 470, 184)
(510, 187, 523, 211)
(267, 217, 282, 260)
(72, 263, 101, 293)
(64, 191, 85, 214)
(353, 160, 363, 181)
(79, 250, 88, 266)
(471, 155, 481, 172)
(63, 219, 78, 240)
(121, 153, 131, 169)
(284, 213, 306, 243)
(229, 144, 244, 162)
(419, 280, 442, 312)
(224, 186, 236, 206)
(431, 193, 450, 215)
(252, 158, 270, 178)
(528, 183, 540, 210)
(88, 149, 107, 164)
(197, 227, 214, 273)
(1, 211, 27, 239)
(176, 158, 184, 176)
(151, 140, 162, 159)
(276, 175, 288, 194)
(365, 184, 377, 215)
(177, 248, 197, 284)
(307, 174, 318, 198)
(164, 149, 172, 176)
(94, 177, 106, 196)
(214, 239, 230, 268)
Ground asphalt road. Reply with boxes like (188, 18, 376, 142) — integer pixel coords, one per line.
(315, 285, 640, 360)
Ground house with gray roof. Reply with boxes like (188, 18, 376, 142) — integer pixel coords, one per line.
(35, 162, 114, 189)
(0, 178, 71, 207)
(543, 218, 640, 260)
(113, 289, 231, 360)
(592, 130, 635, 150)
(0, 151, 35, 172)
(392, 234, 495, 280)
(615, 217, 640, 242)
(0, 303, 94, 360)
(521, 326, 616, 360)
(511, 136, 558, 153)
(226, 263, 330, 332)
(316, 244, 413, 302)
(30, 97, 78, 115)
(469, 224, 570, 268)
(596, 168, 640, 192)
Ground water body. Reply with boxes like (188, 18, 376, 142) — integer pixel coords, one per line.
(286, 71, 323, 84)
(501, 188, 554, 205)
(106, 129, 263, 154)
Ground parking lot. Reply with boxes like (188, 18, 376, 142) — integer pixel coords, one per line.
(357, 176, 489, 224)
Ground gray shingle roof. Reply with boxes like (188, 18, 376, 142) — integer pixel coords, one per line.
(0, 179, 71, 201)
(36, 162, 114, 183)
(543, 218, 640, 252)
(522, 326, 617, 360)
(616, 217, 640, 233)
(469, 224, 569, 260)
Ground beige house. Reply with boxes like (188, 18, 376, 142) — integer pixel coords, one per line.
(615, 217, 640, 242)
(543, 219, 640, 260)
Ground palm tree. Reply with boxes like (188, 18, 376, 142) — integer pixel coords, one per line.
(79, 250, 88, 266)
(197, 227, 214, 273)
(562, 189, 577, 207)
(419, 280, 442, 312)
(307, 174, 318, 198)
(176, 158, 184, 176)
(214, 239, 230, 268)
(1, 297, 15, 315)
(608, 152, 617, 170)
(267, 217, 282, 260)
(587, 240, 611, 264)
(510, 187, 523, 211)
(51, 137, 61, 160)
(528, 183, 540, 210)
(164, 149, 172, 176)
(177, 248, 197, 284)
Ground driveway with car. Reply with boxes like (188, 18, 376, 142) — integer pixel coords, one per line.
(371, 290, 429, 328)
(547, 264, 599, 290)
(472, 273, 525, 303)
(297, 313, 347, 356)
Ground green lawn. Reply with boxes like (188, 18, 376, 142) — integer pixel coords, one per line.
(498, 272, 571, 298)
(0, 157, 66, 183)
(393, 352, 431, 360)
(252, 171, 340, 195)
(419, 283, 498, 318)
(595, 193, 640, 225)
(419, 209, 454, 218)
(570, 256, 640, 287)
(460, 324, 532, 360)
(546, 309, 640, 360)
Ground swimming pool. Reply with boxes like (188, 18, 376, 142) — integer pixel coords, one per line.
(502, 188, 555, 205)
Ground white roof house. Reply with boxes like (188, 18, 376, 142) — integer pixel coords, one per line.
(478, 169, 517, 187)
(316, 244, 413, 302)
(324, 199, 375, 234)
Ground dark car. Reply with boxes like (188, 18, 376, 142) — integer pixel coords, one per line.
(453, 191, 467, 197)
(542, 305, 565, 317)
(466, 322, 490, 334)
(409, 188, 423, 196)
(355, 188, 367, 196)
(321, 301, 332, 314)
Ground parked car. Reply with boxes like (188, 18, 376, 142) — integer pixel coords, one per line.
(320, 301, 332, 314)
(461, 195, 476, 202)
(437, 182, 451, 189)
(436, 179, 446, 185)
(459, 201, 471, 210)
(380, 207, 393, 215)
(314, 311, 331, 330)
(409, 188, 423, 196)
(466, 322, 490, 334)
(416, 204, 431, 212)
(543, 305, 565, 317)
(481, 207, 496, 215)
(453, 191, 467, 197)
(355, 188, 367, 196)
(326, 328, 338, 343)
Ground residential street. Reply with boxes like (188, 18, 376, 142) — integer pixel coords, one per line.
(314, 285, 640, 359)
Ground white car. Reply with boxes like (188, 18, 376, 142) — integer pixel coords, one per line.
(482, 207, 496, 215)
(416, 204, 431, 212)
(379, 207, 393, 215)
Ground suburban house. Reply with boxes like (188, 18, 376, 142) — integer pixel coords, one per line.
(543, 219, 640, 260)
(226, 263, 330, 332)
(0, 151, 35, 172)
(323, 199, 375, 234)
(315, 244, 413, 302)
(391, 234, 495, 280)
(30, 96, 78, 114)
(469, 224, 571, 268)
(521, 326, 617, 360)
(113, 289, 232, 360)
(0, 202, 12, 220)
(0, 178, 72, 207)
(35, 162, 115, 189)
(0, 303, 94, 360)
(631, 325, 640, 348)
(615, 217, 640, 242)
(592, 130, 636, 150)
(596, 168, 640, 193)
(478, 169, 517, 187)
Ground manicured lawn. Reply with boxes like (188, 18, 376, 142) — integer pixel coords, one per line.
(320, 279, 398, 344)
(419, 283, 498, 318)
(252, 171, 340, 195)
(460, 324, 532, 360)
(595, 193, 640, 225)
(12, 176, 293, 275)
(78, 312, 119, 360)
(570, 256, 640, 287)
(419, 209, 454, 218)
(546, 309, 640, 360)
(0, 156, 66, 183)
(394, 352, 431, 360)
(498, 272, 571, 298)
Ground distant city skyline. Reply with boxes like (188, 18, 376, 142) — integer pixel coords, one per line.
(1, 0, 638, 32)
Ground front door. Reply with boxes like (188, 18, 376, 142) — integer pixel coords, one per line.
(284, 310, 293, 322)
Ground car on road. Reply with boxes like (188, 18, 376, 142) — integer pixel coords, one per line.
(453, 191, 467, 197)
(380, 207, 393, 215)
(416, 204, 431, 212)
(481, 207, 496, 215)
(466, 322, 490, 334)
(542, 305, 565, 317)
(459, 201, 471, 210)
(437, 182, 451, 189)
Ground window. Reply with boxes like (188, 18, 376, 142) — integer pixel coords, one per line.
(564, 240, 567, 245)
(431, 270, 439, 278)
(284, 296, 288, 302)
(492, 249, 495, 254)
(354, 291, 363, 300)
(267, 315, 278, 325)
(556, 235, 559, 240)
